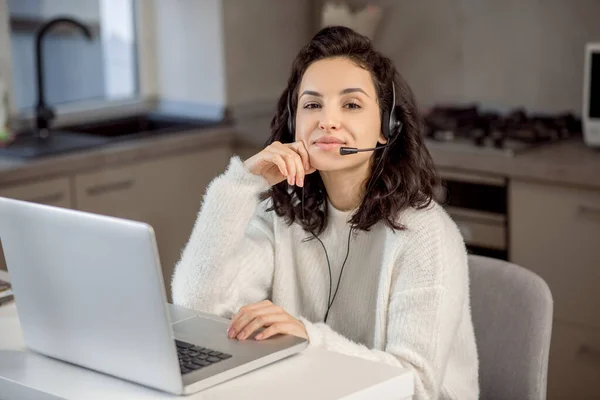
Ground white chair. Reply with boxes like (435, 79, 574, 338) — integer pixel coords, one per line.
(468, 255, 554, 400)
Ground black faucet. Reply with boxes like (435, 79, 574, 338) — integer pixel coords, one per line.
(35, 17, 92, 139)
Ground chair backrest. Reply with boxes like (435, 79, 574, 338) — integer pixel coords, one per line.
(468, 255, 553, 400)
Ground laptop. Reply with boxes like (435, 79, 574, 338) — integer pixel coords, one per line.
(0, 196, 307, 395)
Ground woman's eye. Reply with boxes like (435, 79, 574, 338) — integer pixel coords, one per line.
(344, 102, 361, 109)
(303, 103, 321, 109)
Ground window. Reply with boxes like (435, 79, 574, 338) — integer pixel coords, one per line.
(7, 0, 138, 111)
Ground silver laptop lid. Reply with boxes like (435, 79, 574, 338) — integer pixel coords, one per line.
(0, 197, 183, 394)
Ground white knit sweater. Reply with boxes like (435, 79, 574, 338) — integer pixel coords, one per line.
(171, 156, 479, 399)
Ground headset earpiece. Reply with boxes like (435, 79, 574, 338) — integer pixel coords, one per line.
(287, 90, 294, 135)
(385, 84, 402, 142)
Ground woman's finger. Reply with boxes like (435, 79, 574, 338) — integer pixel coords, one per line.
(290, 148, 305, 187)
(236, 312, 289, 341)
(230, 308, 281, 340)
(229, 303, 281, 338)
(270, 142, 295, 183)
(282, 152, 297, 185)
(291, 141, 317, 176)
(230, 300, 274, 326)
(255, 322, 297, 340)
(276, 144, 305, 187)
(263, 152, 288, 178)
(270, 146, 299, 186)
(289, 141, 311, 171)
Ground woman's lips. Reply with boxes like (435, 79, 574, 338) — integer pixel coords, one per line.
(314, 142, 344, 150)
(313, 137, 346, 151)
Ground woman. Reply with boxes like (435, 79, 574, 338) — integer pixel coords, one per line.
(172, 26, 479, 399)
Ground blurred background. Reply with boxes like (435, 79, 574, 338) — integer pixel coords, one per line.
(0, 1, 599, 398)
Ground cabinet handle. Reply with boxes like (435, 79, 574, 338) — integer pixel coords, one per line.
(578, 205, 600, 221)
(578, 345, 600, 364)
(26, 192, 65, 205)
(86, 179, 134, 197)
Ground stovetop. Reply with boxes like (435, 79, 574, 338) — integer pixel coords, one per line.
(421, 105, 582, 156)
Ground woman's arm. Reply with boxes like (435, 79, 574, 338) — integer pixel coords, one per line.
(172, 139, 315, 318)
(171, 156, 275, 318)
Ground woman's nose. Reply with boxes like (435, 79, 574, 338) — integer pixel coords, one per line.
(319, 115, 341, 131)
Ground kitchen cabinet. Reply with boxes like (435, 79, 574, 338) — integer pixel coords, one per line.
(510, 180, 600, 327)
(546, 322, 600, 399)
(0, 177, 73, 271)
(510, 179, 600, 399)
(74, 145, 233, 300)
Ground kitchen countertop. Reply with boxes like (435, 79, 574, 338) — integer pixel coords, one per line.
(1, 117, 599, 191)
(0, 125, 236, 187)
(426, 138, 600, 189)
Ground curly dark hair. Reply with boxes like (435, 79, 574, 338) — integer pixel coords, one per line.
(260, 26, 439, 235)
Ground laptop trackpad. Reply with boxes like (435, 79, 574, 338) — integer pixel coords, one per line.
(173, 315, 290, 364)
(172, 315, 256, 359)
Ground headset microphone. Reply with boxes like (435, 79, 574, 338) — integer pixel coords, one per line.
(338, 125, 401, 155)
(339, 146, 377, 155)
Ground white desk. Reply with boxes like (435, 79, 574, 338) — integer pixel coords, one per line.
(0, 270, 413, 400)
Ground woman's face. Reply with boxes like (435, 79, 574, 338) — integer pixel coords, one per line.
(294, 57, 386, 172)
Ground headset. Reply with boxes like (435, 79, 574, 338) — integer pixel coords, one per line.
(288, 81, 402, 323)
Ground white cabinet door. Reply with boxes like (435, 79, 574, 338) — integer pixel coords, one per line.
(0, 177, 73, 271)
(510, 180, 600, 400)
(510, 180, 600, 328)
(75, 145, 233, 300)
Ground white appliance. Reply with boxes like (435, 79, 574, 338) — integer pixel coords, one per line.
(583, 43, 600, 147)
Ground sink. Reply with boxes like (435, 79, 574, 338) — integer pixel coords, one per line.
(0, 113, 224, 160)
(0, 131, 111, 159)
(60, 113, 220, 139)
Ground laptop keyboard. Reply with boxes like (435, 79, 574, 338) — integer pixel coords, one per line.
(175, 339, 232, 374)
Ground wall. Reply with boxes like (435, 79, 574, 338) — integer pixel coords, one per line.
(222, 0, 313, 110)
(221, 0, 313, 147)
(316, 0, 600, 114)
(153, 0, 227, 116)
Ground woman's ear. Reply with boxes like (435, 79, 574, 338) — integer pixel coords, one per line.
(378, 131, 388, 145)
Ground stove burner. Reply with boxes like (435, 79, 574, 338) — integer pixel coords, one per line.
(422, 105, 581, 155)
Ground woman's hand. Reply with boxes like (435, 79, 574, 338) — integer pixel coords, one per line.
(243, 141, 316, 187)
(227, 300, 309, 341)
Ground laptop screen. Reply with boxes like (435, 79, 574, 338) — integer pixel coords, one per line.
(590, 52, 600, 119)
